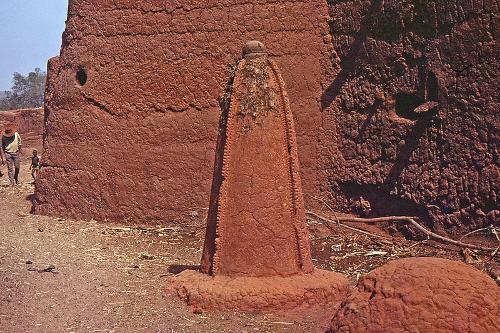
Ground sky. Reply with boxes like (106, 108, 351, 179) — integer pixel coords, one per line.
(0, 0, 68, 91)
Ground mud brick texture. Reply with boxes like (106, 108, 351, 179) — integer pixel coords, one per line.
(320, 0, 499, 235)
(35, 0, 331, 224)
(329, 257, 500, 333)
(37, 1, 498, 233)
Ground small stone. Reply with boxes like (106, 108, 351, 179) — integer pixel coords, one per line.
(40, 265, 56, 273)
(414, 101, 439, 114)
(139, 253, 154, 260)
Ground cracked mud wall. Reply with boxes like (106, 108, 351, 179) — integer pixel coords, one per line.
(36, 0, 498, 233)
(200, 55, 314, 277)
(321, 0, 499, 233)
(35, 1, 332, 224)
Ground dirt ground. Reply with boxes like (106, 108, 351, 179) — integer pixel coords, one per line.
(1, 161, 498, 333)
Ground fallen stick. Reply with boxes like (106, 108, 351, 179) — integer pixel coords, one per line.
(337, 215, 418, 223)
(405, 218, 497, 252)
(307, 211, 390, 240)
(459, 225, 497, 241)
(307, 211, 497, 253)
(306, 194, 341, 224)
(307, 194, 416, 223)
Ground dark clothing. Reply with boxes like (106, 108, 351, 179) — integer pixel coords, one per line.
(1, 135, 13, 150)
(30, 155, 40, 180)
(1, 134, 20, 152)
(31, 156, 40, 168)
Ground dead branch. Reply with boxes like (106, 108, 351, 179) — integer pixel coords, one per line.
(338, 216, 418, 223)
(404, 218, 497, 252)
(459, 225, 497, 241)
(307, 211, 497, 253)
(306, 194, 340, 224)
(307, 211, 390, 240)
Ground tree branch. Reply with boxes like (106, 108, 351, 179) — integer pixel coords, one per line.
(306, 211, 497, 253)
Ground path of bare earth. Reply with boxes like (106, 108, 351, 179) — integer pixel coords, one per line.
(1, 163, 497, 332)
(0, 164, 329, 333)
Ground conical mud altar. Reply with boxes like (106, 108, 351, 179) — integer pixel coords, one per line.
(170, 42, 348, 311)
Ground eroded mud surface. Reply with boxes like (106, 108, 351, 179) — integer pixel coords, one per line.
(329, 257, 500, 332)
(322, 0, 499, 235)
(36, 0, 331, 225)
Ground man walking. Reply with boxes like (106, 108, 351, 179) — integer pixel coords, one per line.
(1, 124, 22, 186)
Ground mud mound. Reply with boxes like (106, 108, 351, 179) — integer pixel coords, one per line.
(329, 257, 500, 333)
(171, 269, 349, 312)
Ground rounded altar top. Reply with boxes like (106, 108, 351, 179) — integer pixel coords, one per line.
(243, 41, 267, 58)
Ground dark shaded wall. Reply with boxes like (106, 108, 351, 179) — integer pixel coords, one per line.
(321, 0, 498, 233)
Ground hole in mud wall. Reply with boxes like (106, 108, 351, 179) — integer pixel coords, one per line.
(395, 93, 424, 121)
(76, 67, 87, 86)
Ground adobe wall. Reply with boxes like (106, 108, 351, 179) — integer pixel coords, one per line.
(0, 108, 44, 149)
(36, 0, 498, 233)
(35, 1, 332, 224)
(320, 0, 499, 234)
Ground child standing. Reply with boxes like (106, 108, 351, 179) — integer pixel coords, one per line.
(29, 149, 40, 180)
